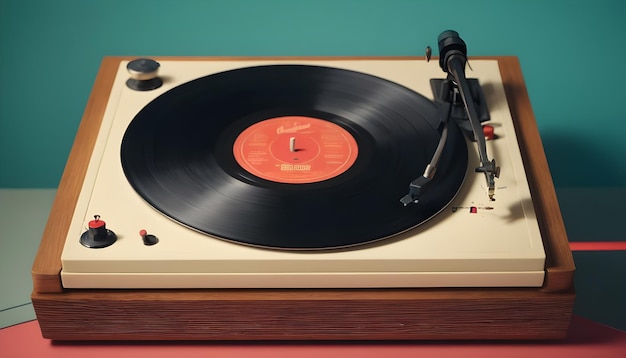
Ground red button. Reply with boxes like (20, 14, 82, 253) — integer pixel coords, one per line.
(483, 125, 495, 140)
(88, 219, 106, 229)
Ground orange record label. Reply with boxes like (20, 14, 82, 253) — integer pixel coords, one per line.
(233, 116, 358, 183)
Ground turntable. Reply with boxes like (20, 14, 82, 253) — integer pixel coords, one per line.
(32, 32, 575, 340)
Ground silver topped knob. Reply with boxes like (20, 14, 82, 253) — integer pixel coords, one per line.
(126, 58, 163, 91)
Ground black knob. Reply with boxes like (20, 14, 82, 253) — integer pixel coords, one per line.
(80, 215, 117, 248)
(140, 229, 159, 246)
(126, 58, 163, 91)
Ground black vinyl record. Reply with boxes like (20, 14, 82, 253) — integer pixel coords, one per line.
(120, 64, 468, 249)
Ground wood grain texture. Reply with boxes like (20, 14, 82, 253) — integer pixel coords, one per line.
(31, 56, 575, 340)
(494, 57, 575, 292)
(32, 288, 574, 340)
(31, 57, 120, 293)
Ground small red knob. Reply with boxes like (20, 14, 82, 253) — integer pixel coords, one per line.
(483, 125, 495, 140)
(88, 215, 106, 229)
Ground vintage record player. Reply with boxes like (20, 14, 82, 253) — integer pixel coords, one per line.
(31, 32, 575, 340)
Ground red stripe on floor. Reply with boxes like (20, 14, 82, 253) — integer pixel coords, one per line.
(569, 241, 626, 251)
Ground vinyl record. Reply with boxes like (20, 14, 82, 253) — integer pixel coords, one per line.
(120, 64, 468, 249)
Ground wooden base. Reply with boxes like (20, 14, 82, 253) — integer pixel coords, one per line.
(31, 56, 575, 340)
(32, 288, 574, 340)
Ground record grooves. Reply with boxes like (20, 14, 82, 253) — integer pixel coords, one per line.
(120, 65, 468, 249)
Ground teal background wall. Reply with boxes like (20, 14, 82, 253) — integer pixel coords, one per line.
(1, 0, 625, 188)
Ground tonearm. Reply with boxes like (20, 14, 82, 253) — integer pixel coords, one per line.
(401, 30, 500, 206)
